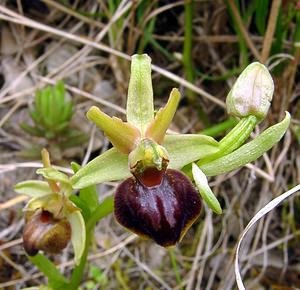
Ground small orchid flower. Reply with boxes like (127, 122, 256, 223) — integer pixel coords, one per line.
(71, 54, 290, 247)
(15, 149, 86, 265)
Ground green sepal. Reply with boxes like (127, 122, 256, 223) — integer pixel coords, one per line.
(36, 168, 70, 185)
(36, 168, 72, 196)
(67, 210, 86, 265)
(87, 106, 141, 154)
(71, 134, 220, 189)
(164, 134, 219, 169)
(71, 148, 129, 189)
(145, 88, 180, 144)
(127, 54, 154, 133)
(200, 112, 291, 176)
(192, 163, 222, 214)
(14, 180, 52, 198)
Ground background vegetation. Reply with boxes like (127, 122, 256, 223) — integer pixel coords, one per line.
(0, 0, 299, 289)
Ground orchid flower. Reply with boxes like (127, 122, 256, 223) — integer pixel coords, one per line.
(71, 55, 290, 246)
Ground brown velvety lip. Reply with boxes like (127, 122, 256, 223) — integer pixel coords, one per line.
(114, 169, 201, 247)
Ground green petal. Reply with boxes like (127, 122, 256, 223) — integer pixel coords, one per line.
(86, 106, 140, 154)
(145, 88, 180, 144)
(15, 180, 52, 198)
(164, 134, 219, 169)
(127, 54, 154, 133)
(67, 210, 86, 265)
(71, 148, 130, 189)
(192, 163, 222, 214)
(200, 112, 290, 176)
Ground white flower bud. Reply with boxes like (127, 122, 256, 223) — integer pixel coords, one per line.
(226, 62, 274, 121)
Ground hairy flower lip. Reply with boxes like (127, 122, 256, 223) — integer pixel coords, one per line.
(114, 169, 202, 247)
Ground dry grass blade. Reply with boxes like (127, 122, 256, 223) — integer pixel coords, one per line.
(235, 184, 300, 290)
(0, 5, 224, 108)
(227, 0, 261, 61)
(261, 0, 282, 63)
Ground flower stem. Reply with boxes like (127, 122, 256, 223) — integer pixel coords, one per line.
(67, 196, 114, 289)
(68, 229, 91, 290)
(199, 115, 257, 165)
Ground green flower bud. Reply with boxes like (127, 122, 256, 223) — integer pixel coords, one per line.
(226, 62, 274, 122)
(23, 210, 71, 256)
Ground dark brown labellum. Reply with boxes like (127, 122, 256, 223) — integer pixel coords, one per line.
(114, 169, 201, 247)
(23, 210, 71, 256)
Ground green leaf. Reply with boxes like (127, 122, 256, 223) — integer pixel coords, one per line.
(34, 89, 43, 116)
(79, 186, 99, 213)
(164, 134, 219, 169)
(29, 254, 69, 289)
(200, 112, 291, 176)
(255, 0, 269, 35)
(21, 287, 52, 290)
(30, 110, 42, 125)
(20, 123, 44, 137)
(87, 196, 114, 231)
(145, 88, 180, 144)
(87, 106, 140, 154)
(53, 122, 69, 134)
(60, 132, 88, 149)
(49, 87, 58, 126)
(68, 195, 91, 221)
(71, 148, 130, 189)
(127, 54, 154, 133)
(42, 86, 53, 128)
(67, 210, 86, 265)
(14, 180, 52, 197)
(54, 80, 65, 115)
(60, 101, 73, 123)
(192, 163, 222, 214)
